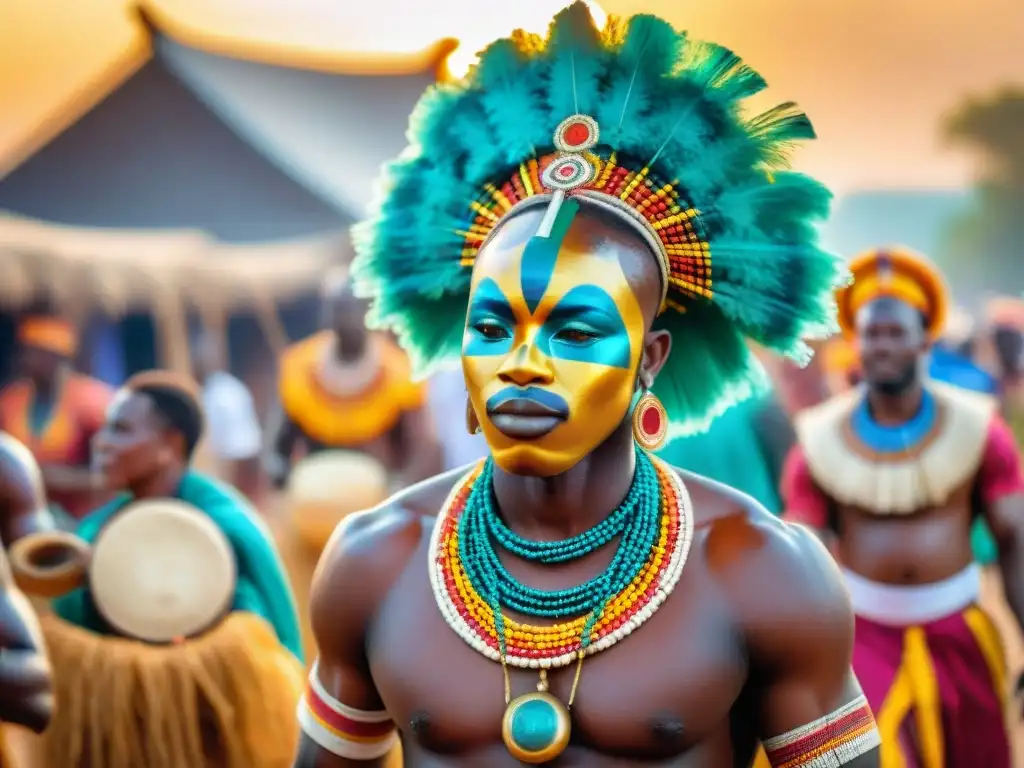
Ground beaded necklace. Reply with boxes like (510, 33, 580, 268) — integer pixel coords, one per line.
(428, 447, 693, 763)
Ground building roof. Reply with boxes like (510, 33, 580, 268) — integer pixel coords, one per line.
(0, 210, 346, 315)
(0, 0, 602, 177)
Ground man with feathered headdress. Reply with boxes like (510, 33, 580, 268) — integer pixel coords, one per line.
(783, 247, 1024, 766)
(295, 4, 879, 767)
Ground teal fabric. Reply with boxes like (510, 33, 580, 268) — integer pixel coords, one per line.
(972, 518, 998, 565)
(53, 471, 304, 662)
(657, 394, 783, 514)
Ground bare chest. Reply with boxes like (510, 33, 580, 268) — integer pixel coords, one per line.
(367, 540, 751, 763)
(834, 484, 979, 583)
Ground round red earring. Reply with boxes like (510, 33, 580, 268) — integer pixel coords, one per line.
(632, 392, 667, 451)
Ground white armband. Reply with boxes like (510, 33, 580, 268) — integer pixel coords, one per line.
(297, 662, 398, 760)
(761, 694, 880, 767)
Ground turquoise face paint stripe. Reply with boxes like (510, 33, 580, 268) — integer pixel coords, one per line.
(520, 199, 580, 313)
(464, 278, 515, 357)
(535, 285, 632, 368)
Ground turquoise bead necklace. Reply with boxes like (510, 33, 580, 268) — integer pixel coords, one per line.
(455, 445, 665, 764)
(457, 445, 661, 648)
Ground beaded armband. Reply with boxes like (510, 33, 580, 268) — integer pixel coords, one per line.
(762, 695, 879, 767)
(297, 662, 398, 760)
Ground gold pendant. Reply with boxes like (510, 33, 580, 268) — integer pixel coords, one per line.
(501, 670, 571, 764)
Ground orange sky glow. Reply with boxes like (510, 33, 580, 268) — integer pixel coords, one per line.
(0, 0, 1021, 193)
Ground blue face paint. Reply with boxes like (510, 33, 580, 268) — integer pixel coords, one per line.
(535, 285, 631, 368)
(485, 386, 570, 417)
(464, 278, 516, 357)
(519, 199, 579, 313)
(461, 201, 647, 478)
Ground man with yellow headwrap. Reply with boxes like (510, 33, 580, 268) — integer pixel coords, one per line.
(782, 247, 1024, 766)
(0, 315, 113, 524)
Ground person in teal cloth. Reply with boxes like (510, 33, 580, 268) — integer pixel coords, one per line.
(52, 370, 303, 660)
(657, 389, 791, 513)
(294, 4, 880, 766)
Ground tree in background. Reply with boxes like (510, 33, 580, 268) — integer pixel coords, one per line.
(940, 87, 1024, 297)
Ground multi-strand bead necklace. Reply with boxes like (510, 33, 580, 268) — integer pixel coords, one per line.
(428, 446, 693, 763)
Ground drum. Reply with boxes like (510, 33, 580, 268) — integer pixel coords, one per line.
(288, 451, 389, 550)
(88, 499, 236, 643)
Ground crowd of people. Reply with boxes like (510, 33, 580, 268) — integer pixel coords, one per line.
(1, 3, 1023, 767)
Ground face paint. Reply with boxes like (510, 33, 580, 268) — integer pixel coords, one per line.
(462, 204, 646, 477)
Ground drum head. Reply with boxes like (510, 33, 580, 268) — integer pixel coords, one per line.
(89, 499, 236, 643)
(289, 451, 389, 510)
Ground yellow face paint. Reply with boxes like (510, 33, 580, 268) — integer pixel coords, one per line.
(461, 209, 646, 477)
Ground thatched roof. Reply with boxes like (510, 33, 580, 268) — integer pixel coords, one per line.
(0, 211, 345, 317)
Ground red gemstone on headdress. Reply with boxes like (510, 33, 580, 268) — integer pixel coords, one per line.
(641, 403, 662, 436)
(558, 165, 574, 177)
(563, 121, 591, 148)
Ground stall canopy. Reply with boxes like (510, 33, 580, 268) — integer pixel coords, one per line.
(0, 209, 347, 371)
(0, 211, 343, 314)
(0, 0, 603, 221)
(0, 58, 350, 240)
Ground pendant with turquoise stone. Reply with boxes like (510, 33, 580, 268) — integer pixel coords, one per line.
(501, 671, 572, 764)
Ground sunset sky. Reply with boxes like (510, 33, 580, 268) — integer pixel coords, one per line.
(1, 0, 1021, 192)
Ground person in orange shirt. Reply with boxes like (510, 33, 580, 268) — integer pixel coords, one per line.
(0, 316, 112, 524)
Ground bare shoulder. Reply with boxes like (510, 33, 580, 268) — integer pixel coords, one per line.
(309, 465, 469, 650)
(677, 468, 852, 657)
(0, 433, 43, 499)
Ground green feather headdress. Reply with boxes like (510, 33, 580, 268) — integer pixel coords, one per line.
(352, 1, 846, 438)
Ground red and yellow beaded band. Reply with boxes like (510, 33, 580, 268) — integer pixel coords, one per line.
(457, 133, 712, 315)
(761, 695, 879, 768)
(296, 663, 398, 760)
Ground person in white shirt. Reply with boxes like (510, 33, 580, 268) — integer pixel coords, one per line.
(193, 333, 262, 497)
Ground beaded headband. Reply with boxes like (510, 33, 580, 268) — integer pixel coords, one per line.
(463, 114, 710, 313)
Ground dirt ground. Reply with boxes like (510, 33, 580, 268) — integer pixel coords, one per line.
(6, 512, 1024, 766)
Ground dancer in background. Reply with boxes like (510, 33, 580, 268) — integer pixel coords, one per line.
(266, 266, 442, 547)
(266, 267, 441, 493)
(0, 315, 112, 525)
(266, 268, 444, 661)
(783, 247, 1023, 766)
(297, 5, 877, 766)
